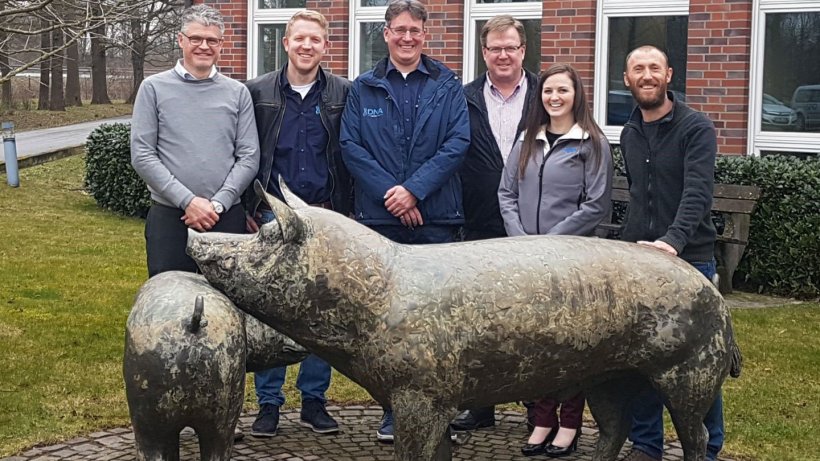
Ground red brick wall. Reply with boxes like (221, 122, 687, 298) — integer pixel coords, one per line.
(686, 0, 752, 155)
(197, 0, 248, 80)
(541, 1, 598, 102)
(422, 0, 465, 76)
(308, 0, 349, 76)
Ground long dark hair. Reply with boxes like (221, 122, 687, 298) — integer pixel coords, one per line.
(519, 64, 605, 178)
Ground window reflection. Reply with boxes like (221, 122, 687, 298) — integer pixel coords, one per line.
(763, 12, 820, 132)
(258, 0, 305, 8)
(606, 16, 688, 126)
(473, 19, 541, 78)
(359, 22, 388, 74)
(258, 24, 287, 76)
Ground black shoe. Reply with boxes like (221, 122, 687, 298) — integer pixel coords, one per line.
(520, 427, 557, 457)
(233, 428, 244, 442)
(545, 431, 580, 458)
(299, 399, 340, 434)
(449, 407, 495, 431)
(251, 404, 279, 437)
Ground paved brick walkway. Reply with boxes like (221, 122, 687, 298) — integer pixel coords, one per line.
(2, 406, 723, 461)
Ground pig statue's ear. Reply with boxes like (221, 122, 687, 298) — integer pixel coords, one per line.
(254, 179, 304, 243)
(277, 176, 309, 209)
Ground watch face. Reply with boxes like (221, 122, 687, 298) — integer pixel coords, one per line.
(212, 201, 224, 213)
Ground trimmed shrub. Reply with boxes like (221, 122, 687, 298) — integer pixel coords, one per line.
(715, 155, 820, 298)
(84, 122, 151, 217)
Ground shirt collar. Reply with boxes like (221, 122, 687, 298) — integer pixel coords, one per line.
(174, 59, 217, 80)
(386, 58, 429, 76)
(486, 71, 525, 98)
(279, 62, 326, 91)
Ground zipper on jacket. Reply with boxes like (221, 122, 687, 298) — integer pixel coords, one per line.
(256, 101, 285, 213)
(319, 102, 336, 208)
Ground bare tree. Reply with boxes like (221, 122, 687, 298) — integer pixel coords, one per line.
(123, 0, 183, 103)
(49, 28, 65, 111)
(64, 37, 81, 106)
(37, 26, 50, 110)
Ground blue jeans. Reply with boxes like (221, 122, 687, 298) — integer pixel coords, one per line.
(254, 209, 332, 406)
(629, 259, 724, 461)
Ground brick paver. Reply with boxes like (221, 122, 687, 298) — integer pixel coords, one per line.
(2, 406, 731, 461)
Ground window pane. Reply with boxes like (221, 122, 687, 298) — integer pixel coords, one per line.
(606, 16, 688, 126)
(258, 24, 287, 76)
(258, 0, 305, 8)
(473, 19, 541, 78)
(359, 22, 388, 73)
(763, 12, 820, 133)
(476, 0, 540, 3)
(360, 0, 389, 5)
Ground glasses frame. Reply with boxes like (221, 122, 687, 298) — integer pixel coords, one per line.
(386, 26, 426, 38)
(484, 45, 524, 56)
(181, 31, 224, 47)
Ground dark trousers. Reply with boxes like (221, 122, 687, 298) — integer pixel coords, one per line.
(368, 224, 460, 245)
(145, 203, 246, 277)
(531, 393, 585, 429)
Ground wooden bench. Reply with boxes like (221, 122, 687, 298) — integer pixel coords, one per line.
(598, 176, 761, 294)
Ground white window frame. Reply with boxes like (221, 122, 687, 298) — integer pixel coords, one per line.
(747, 0, 820, 156)
(593, 0, 689, 143)
(348, 3, 388, 79)
(461, 1, 542, 83)
(246, 0, 305, 79)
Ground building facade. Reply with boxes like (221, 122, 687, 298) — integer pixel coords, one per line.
(201, 0, 820, 156)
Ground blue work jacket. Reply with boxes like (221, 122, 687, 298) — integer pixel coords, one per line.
(340, 55, 470, 226)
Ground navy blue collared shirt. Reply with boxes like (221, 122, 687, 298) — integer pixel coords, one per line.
(268, 71, 331, 204)
(386, 59, 429, 157)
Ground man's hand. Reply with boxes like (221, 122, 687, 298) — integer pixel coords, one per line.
(246, 212, 261, 233)
(637, 240, 678, 256)
(384, 185, 418, 217)
(182, 196, 219, 232)
(399, 206, 424, 229)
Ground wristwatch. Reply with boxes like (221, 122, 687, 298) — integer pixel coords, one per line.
(210, 200, 225, 214)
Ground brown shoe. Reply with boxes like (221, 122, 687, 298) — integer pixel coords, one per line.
(618, 449, 661, 461)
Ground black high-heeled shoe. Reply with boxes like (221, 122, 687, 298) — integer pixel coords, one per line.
(544, 430, 580, 458)
(520, 427, 557, 457)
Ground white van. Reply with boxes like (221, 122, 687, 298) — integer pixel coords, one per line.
(790, 84, 820, 131)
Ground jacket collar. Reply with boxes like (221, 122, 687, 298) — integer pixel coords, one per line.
(372, 54, 442, 81)
(533, 123, 589, 143)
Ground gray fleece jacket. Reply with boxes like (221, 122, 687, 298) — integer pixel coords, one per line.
(498, 124, 613, 237)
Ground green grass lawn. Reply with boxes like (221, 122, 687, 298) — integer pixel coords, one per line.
(0, 102, 133, 132)
(0, 155, 818, 460)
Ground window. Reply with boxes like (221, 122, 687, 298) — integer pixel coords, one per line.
(247, 1, 306, 78)
(462, 1, 541, 82)
(348, 3, 388, 78)
(748, 2, 820, 155)
(594, 0, 689, 142)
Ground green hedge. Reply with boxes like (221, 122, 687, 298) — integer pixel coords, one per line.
(84, 123, 151, 217)
(714, 155, 820, 298)
(611, 147, 820, 298)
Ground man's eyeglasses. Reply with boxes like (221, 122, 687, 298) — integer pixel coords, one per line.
(386, 26, 425, 38)
(181, 32, 223, 47)
(484, 45, 523, 55)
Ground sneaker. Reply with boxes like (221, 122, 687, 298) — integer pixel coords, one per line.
(299, 400, 340, 434)
(376, 410, 394, 442)
(618, 448, 662, 461)
(251, 404, 280, 437)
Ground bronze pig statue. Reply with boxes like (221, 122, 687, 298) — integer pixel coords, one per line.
(123, 271, 308, 461)
(187, 181, 741, 461)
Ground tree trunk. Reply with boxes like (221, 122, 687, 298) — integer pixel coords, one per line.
(0, 3, 11, 110)
(65, 39, 82, 106)
(90, 21, 111, 104)
(126, 17, 147, 104)
(49, 29, 66, 111)
(38, 28, 51, 110)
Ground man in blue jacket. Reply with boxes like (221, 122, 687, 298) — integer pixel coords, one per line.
(340, 0, 470, 443)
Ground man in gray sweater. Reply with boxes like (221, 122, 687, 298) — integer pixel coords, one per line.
(131, 4, 259, 277)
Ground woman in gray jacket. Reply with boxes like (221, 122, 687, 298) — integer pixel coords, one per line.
(498, 64, 613, 458)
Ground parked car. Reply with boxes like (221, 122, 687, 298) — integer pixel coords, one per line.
(790, 84, 820, 131)
(761, 93, 797, 131)
(606, 90, 687, 126)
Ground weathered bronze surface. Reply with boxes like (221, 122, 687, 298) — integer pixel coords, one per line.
(123, 271, 308, 461)
(188, 181, 740, 461)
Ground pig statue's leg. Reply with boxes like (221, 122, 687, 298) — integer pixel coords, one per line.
(132, 425, 181, 461)
(391, 388, 454, 461)
(655, 369, 716, 461)
(585, 376, 648, 461)
(195, 424, 234, 461)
